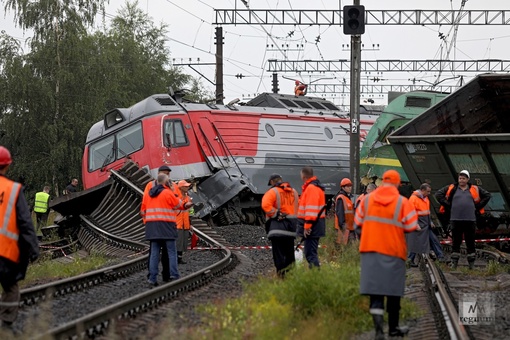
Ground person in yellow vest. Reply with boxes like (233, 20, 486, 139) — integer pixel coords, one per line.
(0, 146, 39, 331)
(176, 180, 192, 264)
(335, 178, 355, 245)
(34, 186, 50, 231)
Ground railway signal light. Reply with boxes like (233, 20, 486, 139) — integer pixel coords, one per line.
(343, 5, 365, 35)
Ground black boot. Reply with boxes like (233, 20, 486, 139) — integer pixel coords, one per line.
(450, 252, 460, 270)
(388, 304, 408, 338)
(467, 253, 476, 270)
(372, 314, 385, 340)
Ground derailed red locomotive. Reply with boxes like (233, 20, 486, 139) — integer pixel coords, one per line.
(82, 91, 378, 225)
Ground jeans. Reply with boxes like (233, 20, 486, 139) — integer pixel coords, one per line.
(148, 240, 179, 283)
(429, 229, 444, 259)
(304, 238, 320, 268)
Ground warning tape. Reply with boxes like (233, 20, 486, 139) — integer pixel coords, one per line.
(188, 245, 328, 250)
(440, 237, 510, 244)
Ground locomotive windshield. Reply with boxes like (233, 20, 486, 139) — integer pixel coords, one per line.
(88, 122, 143, 171)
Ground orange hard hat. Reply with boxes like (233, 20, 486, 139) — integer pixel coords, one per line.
(178, 180, 192, 188)
(0, 146, 12, 166)
(382, 170, 401, 185)
(340, 178, 352, 187)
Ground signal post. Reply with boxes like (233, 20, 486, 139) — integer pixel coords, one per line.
(344, 1, 365, 194)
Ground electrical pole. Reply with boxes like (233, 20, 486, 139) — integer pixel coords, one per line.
(215, 27, 224, 104)
(346, 1, 363, 194)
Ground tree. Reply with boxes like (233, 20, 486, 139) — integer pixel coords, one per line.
(0, 0, 207, 202)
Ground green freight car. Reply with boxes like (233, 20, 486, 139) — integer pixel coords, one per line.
(388, 73, 510, 234)
(360, 91, 448, 185)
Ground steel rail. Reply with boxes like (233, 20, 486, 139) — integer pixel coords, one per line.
(425, 256, 470, 340)
(38, 227, 233, 339)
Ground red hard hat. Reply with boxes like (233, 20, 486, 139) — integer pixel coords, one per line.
(295, 80, 300, 85)
(340, 178, 352, 187)
(0, 146, 12, 166)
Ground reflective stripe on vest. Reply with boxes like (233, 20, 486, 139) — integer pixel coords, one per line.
(34, 191, 49, 213)
(270, 187, 299, 219)
(144, 207, 176, 222)
(1, 183, 21, 241)
(363, 196, 405, 229)
(0, 179, 21, 263)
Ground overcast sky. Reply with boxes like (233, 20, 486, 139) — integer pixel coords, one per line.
(2, 0, 510, 105)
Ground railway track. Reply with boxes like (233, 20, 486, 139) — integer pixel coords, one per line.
(404, 247, 510, 340)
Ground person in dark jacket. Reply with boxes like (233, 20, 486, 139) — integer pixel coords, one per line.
(261, 173, 299, 278)
(297, 167, 326, 268)
(435, 170, 491, 269)
(143, 174, 192, 286)
(0, 146, 39, 330)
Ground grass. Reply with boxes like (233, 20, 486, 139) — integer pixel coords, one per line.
(160, 220, 422, 339)
(21, 253, 111, 288)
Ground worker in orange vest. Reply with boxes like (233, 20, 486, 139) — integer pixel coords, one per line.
(335, 178, 355, 245)
(142, 173, 192, 286)
(407, 183, 431, 267)
(141, 165, 176, 282)
(294, 80, 307, 96)
(0, 146, 39, 330)
(297, 167, 326, 268)
(435, 170, 491, 269)
(261, 173, 299, 278)
(354, 170, 418, 339)
(176, 180, 192, 264)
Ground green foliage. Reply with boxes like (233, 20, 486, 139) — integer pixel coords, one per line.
(0, 0, 206, 199)
(21, 252, 110, 288)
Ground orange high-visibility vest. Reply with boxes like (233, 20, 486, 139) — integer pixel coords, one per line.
(409, 191, 430, 217)
(297, 177, 326, 229)
(176, 194, 191, 230)
(144, 186, 182, 223)
(439, 184, 484, 214)
(335, 194, 354, 231)
(0, 176, 21, 263)
(355, 186, 418, 260)
(261, 184, 299, 219)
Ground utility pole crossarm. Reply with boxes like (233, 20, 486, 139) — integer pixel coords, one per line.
(267, 59, 510, 73)
(215, 9, 510, 26)
(306, 84, 457, 94)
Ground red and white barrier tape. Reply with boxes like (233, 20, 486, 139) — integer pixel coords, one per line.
(440, 237, 510, 244)
(188, 245, 328, 250)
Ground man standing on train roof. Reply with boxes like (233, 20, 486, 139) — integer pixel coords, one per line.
(33, 186, 51, 232)
(334, 178, 355, 245)
(354, 170, 418, 339)
(435, 170, 491, 270)
(261, 173, 299, 278)
(407, 183, 431, 267)
(294, 80, 307, 96)
(143, 173, 192, 286)
(0, 146, 39, 331)
(297, 167, 326, 268)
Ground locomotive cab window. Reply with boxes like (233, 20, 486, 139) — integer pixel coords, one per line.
(164, 120, 189, 147)
(88, 122, 143, 172)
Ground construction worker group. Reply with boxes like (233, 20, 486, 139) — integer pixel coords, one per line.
(0, 141, 491, 337)
(261, 167, 490, 339)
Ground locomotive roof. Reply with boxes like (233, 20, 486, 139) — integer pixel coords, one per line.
(86, 92, 357, 143)
(245, 92, 345, 113)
